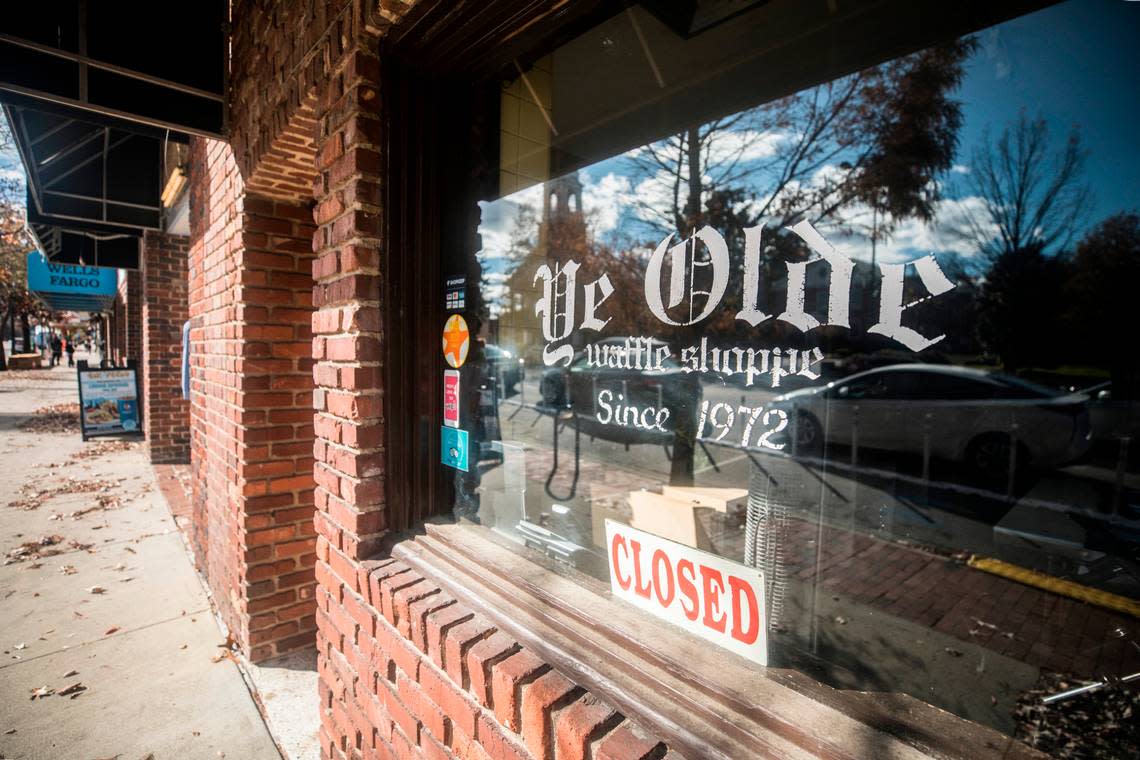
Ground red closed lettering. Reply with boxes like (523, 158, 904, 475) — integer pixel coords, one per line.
(630, 540, 653, 599)
(611, 534, 631, 591)
(699, 565, 727, 633)
(677, 559, 699, 621)
(651, 549, 675, 607)
(728, 576, 760, 644)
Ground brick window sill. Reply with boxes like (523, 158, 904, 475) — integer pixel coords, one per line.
(388, 520, 1043, 760)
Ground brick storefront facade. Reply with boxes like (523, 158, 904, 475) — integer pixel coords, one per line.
(141, 230, 191, 464)
(176, 2, 678, 757)
(124, 268, 143, 364)
(187, 136, 319, 662)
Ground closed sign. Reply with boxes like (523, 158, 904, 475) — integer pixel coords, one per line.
(606, 520, 767, 666)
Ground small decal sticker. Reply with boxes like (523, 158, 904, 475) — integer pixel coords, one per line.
(443, 370, 460, 428)
(445, 275, 466, 311)
(440, 426, 469, 472)
(442, 314, 470, 368)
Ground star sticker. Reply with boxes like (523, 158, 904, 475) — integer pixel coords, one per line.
(442, 315, 469, 367)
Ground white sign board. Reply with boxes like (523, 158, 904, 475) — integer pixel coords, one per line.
(605, 519, 767, 666)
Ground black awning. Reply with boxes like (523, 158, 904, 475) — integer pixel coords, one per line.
(0, 1, 225, 137)
(7, 105, 162, 231)
(28, 199, 141, 270)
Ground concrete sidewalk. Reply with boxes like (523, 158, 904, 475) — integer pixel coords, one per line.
(0, 358, 282, 759)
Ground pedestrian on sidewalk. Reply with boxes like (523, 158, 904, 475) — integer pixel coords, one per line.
(49, 333, 62, 367)
(65, 336, 75, 367)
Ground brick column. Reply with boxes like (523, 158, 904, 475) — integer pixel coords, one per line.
(141, 231, 190, 464)
(187, 136, 318, 662)
(125, 268, 143, 364)
(112, 284, 127, 364)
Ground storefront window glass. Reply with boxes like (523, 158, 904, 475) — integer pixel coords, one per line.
(453, 0, 1140, 747)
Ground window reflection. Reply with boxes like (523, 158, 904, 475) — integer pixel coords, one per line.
(462, 0, 1140, 746)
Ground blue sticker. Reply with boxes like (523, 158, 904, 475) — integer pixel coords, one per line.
(441, 426, 469, 472)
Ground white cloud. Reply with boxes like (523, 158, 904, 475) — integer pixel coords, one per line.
(818, 194, 997, 265)
(477, 182, 545, 268)
(705, 128, 786, 166)
(581, 171, 633, 235)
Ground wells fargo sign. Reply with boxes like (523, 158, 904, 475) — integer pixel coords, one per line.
(606, 520, 768, 665)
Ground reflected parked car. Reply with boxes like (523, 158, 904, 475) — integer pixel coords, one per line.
(770, 364, 1092, 474)
(484, 343, 523, 395)
(1078, 381, 1140, 444)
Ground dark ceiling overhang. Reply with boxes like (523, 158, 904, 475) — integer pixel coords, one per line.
(7, 105, 162, 230)
(27, 195, 141, 269)
(383, 0, 622, 78)
(6, 104, 154, 269)
(0, 1, 226, 138)
(1, 2, 225, 270)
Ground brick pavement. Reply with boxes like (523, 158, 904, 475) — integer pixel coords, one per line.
(780, 518, 1140, 679)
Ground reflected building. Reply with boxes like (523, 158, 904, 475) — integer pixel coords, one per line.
(495, 172, 587, 365)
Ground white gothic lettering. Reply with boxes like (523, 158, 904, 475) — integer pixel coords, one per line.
(533, 221, 956, 365)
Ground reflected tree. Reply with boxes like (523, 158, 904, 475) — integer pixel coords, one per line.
(965, 112, 1093, 372)
(976, 241, 1067, 372)
(959, 111, 1091, 261)
(0, 121, 42, 370)
(1066, 213, 1140, 397)
(624, 38, 976, 242)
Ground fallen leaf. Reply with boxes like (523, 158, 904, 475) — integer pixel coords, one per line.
(59, 565, 77, 575)
(4, 727, 15, 734)
(87, 586, 106, 594)
(29, 685, 53, 700)
(57, 682, 86, 697)
(62, 669, 78, 677)
(944, 647, 964, 657)
(13, 642, 26, 650)
(104, 626, 120, 636)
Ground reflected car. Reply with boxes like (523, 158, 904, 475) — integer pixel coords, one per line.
(770, 364, 1092, 474)
(484, 343, 523, 395)
(539, 339, 701, 445)
(1078, 381, 1140, 444)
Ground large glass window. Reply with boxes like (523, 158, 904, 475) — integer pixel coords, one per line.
(451, 1, 1140, 751)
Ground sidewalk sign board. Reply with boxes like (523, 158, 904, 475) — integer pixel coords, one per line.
(76, 366, 143, 441)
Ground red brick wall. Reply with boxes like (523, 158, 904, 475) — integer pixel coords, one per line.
(187, 136, 318, 661)
(112, 280, 127, 365)
(317, 557, 675, 760)
(141, 230, 190, 463)
(125, 268, 143, 363)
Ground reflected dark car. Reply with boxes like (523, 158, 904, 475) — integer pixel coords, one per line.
(1078, 381, 1140, 444)
(771, 364, 1092, 474)
(539, 339, 701, 445)
(484, 343, 523, 395)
